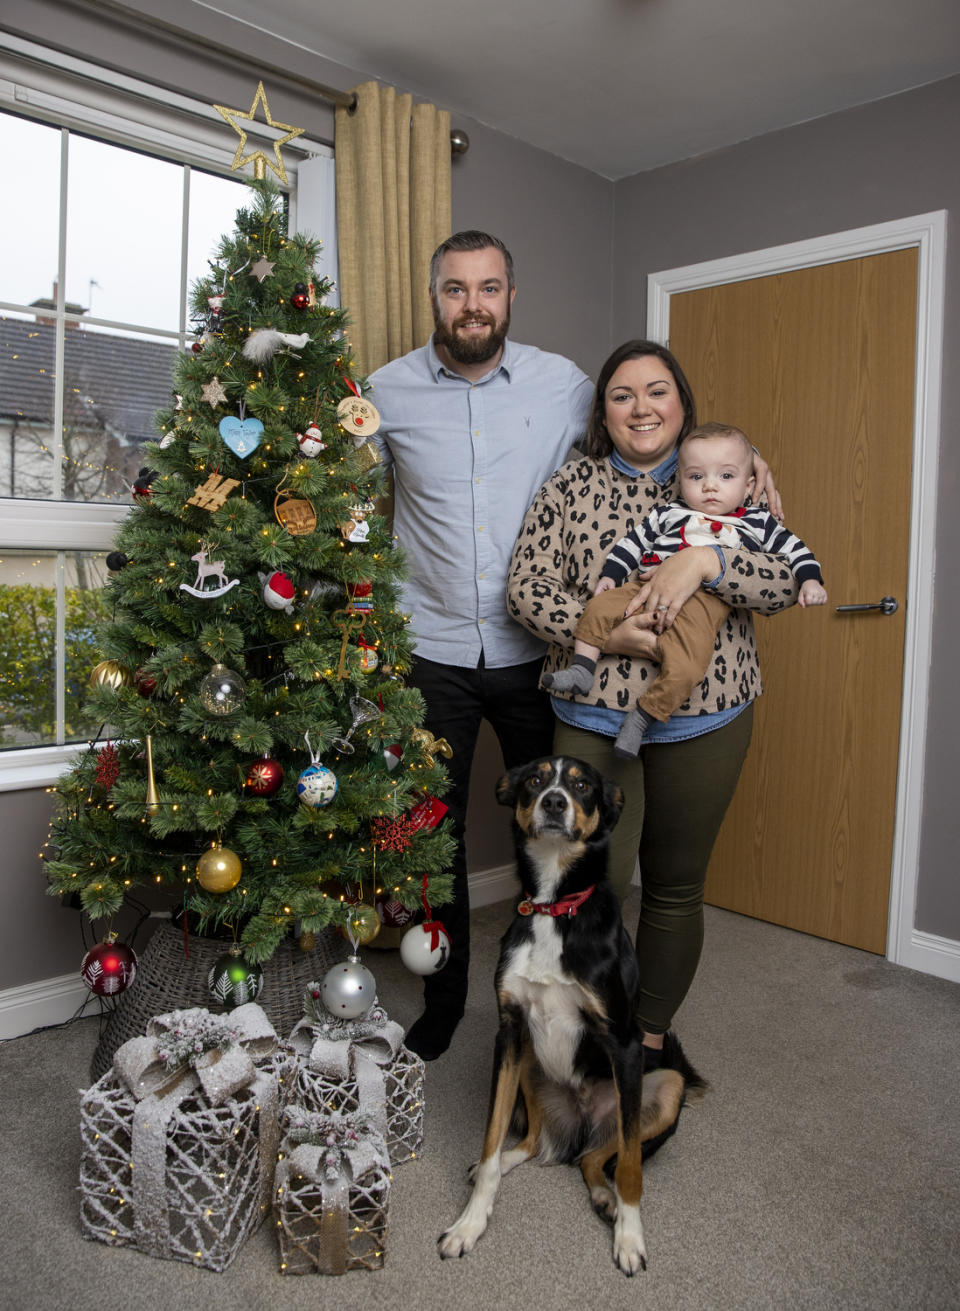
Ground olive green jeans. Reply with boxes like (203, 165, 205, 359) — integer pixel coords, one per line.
(553, 704, 753, 1034)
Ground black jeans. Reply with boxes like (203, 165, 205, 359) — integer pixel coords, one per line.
(405, 654, 555, 1017)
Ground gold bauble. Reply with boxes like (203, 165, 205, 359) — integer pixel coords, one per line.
(89, 659, 133, 691)
(339, 902, 381, 946)
(196, 845, 242, 893)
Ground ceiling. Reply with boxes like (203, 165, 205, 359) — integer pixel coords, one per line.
(192, 0, 960, 179)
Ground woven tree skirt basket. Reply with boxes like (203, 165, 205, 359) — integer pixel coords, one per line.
(90, 922, 346, 1081)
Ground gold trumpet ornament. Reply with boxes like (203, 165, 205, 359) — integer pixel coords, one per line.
(144, 735, 161, 817)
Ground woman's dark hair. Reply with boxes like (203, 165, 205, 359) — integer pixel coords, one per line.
(584, 339, 698, 460)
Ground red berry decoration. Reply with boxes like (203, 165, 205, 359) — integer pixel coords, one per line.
(80, 934, 138, 996)
(244, 755, 284, 797)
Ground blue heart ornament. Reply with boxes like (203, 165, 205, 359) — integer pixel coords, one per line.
(218, 415, 264, 459)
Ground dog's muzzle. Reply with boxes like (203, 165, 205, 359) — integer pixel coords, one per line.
(532, 787, 573, 835)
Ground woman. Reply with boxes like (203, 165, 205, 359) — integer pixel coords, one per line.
(506, 339, 797, 1066)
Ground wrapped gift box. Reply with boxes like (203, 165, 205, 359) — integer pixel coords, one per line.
(288, 987, 424, 1165)
(79, 1003, 296, 1272)
(275, 1106, 390, 1275)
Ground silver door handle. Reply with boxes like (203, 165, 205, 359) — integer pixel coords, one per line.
(835, 596, 898, 615)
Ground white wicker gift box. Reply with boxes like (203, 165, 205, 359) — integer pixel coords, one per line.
(79, 1003, 296, 1272)
(274, 1106, 390, 1275)
(288, 987, 424, 1166)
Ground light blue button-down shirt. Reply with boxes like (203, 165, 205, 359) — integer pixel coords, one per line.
(369, 337, 593, 667)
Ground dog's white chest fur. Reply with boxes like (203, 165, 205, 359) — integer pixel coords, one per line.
(502, 919, 587, 1085)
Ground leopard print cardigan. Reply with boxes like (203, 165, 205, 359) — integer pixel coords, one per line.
(506, 455, 798, 716)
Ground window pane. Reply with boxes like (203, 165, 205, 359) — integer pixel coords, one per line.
(0, 112, 61, 311)
(1, 315, 56, 497)
(0, 548, 111, 749)
(66, 136, 184, 332)
(187, 169, 246, 320)
(62, 327, 177, 503)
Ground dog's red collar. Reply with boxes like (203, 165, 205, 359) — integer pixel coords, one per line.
(517, 886, 596, 918)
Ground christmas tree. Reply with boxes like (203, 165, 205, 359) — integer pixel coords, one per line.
(44, 180, 454, 975)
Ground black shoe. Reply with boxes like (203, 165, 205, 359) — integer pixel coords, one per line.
(405, 1009, 463, 1061)
(641, 1043, 664, 1072)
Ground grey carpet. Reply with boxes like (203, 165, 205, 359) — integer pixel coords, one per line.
(2, 894, 959, 1311)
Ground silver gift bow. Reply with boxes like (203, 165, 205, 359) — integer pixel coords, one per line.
(276, 1110, 389, 1275)
(289, 997, 404, 1136)
(111, 1003, 280, 1258)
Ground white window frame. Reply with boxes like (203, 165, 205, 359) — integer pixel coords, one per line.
(0, 39, 337, 790)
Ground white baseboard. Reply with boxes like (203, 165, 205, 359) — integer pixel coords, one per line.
(468, 862, 516, 908)
(0, 971, 94, 1042)
(895, 929, 960, 984)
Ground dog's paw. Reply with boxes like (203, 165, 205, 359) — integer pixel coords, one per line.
(613, 1206, 647, 1277)
(437, 1214, 486, 1259)
(590, 1184, 617, 1222)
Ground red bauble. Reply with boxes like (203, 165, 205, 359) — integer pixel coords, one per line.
(81, 938, 138, 996)
(245, 755, 284, 797)
(134, 668, 157, 697)
(291, 283, 310, 310)
(191, 340, 204, 354)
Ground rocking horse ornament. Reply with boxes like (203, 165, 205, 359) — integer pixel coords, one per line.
(178, 546, 241, 599)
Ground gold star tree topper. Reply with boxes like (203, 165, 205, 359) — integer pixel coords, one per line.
(213, 82, 304, 184)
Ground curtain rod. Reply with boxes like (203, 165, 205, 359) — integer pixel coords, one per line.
(46, 0, 469, 154)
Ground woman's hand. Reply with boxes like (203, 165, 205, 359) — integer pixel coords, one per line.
(624, 547, 719, 633)
(601, 609, 661, 661)
(751, 449, 783, 521)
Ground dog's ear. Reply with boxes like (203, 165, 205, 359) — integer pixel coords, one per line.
(495, 767, 523, 808)
(601, 779, 625, 831)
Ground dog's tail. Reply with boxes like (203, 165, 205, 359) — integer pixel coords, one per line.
(639, 1031, 707, 1163)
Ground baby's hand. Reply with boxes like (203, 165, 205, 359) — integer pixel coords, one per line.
(593, 576, 617, 597)
(798, 579, 827, 608)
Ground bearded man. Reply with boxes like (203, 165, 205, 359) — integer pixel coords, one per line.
(369, 232, 593, 1059)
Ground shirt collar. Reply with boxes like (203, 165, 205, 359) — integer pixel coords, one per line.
(427, 333, 514, 383)
(609, 447, 678, 486)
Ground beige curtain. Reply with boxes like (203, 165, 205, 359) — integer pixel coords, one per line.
(335, 81, 451, 377)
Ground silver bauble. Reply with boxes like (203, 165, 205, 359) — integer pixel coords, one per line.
(319, 955, 376, 1019)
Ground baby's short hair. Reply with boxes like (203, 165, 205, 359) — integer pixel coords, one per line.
(679, 420, 753, 462)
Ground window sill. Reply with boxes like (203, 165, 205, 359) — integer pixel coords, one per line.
(0, 744, 87, 792)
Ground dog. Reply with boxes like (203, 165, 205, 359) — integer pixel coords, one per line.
(438, 756, 704, 1276)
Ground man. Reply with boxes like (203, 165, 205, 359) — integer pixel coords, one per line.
(369, 231, 594, 1059)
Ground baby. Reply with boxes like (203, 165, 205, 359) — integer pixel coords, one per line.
(543, 421, 827, 757)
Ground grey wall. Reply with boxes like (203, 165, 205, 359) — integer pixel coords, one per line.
(3, 0, 956, 994)
(612, 75, 960, 940)
(0, 0, 613, 991)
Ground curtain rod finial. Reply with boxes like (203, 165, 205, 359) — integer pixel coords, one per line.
(450, 128, 470, 156)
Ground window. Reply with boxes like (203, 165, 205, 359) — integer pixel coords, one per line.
(0, 38, 336, 787)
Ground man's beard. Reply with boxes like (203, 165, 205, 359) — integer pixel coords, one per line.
(432, 305, 510, 365)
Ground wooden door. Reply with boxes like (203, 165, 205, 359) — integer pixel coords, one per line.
(668, 250, 917, 953)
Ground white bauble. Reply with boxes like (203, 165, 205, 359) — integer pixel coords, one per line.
(400, 922, 451, 975)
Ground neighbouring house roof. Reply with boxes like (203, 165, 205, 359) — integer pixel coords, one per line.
(0, 317, 177, 442)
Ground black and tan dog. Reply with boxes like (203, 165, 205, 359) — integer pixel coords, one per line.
(438, 756, 703, 1276)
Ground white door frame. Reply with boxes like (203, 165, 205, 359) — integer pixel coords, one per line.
(647, 211, 954, 982)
